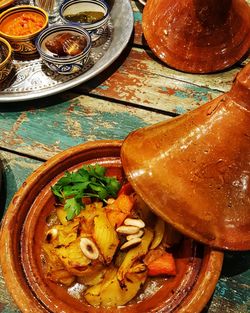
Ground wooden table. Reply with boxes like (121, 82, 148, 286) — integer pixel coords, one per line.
(0, 1, 249, 312)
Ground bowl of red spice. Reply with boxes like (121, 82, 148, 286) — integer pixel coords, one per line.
(0, 5, 48, 55)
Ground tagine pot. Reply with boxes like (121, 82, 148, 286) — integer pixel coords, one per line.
(121, 63, 250, 250)
(142, 0, 250, 73)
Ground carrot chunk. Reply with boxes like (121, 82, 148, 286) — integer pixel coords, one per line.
(106, 193, 134, 227)
(146, 252, 176, 276)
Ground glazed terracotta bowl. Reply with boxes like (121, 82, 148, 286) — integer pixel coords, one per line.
(142, 0, 250, 73)
(0, 141, 223, 313)
(0, 5, 48, 55)
(0, 36, 13, 83)
(60, 0, 110, 42)
(36, 24, 91, 75)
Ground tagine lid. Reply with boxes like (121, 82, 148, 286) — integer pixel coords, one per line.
(142, 0, 250, 73)
(121, 63, 250, 251)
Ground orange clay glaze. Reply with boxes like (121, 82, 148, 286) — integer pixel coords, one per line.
(0, 12, 45, 36)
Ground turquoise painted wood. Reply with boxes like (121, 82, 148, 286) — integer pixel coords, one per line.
(0, 94, 169, 160)
(76, 48, 224, 112)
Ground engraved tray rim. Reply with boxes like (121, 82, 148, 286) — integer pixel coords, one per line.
(0, 0, 134, 103)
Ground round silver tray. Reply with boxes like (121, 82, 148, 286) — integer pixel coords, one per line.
(0, 0, 134, 102)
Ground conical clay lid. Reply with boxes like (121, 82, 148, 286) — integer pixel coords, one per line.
(142, 0, 250, 73)
(121, 63, 250, 250)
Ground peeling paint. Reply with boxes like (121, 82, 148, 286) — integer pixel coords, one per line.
(133, 11, 142, 23)
(175, 106, 187, 114)
(98, 85, 109, 90)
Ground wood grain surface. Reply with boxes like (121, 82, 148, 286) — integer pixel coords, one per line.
(0, 0, 249, 312)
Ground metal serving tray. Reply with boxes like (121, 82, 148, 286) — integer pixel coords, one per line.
(0, 0, 134, 102)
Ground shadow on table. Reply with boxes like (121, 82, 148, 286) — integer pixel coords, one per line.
(0, 155, 19, 221)
(0, 93, 76, 113)
(220, 250, 250, 277)
(73, 31, 134, 93)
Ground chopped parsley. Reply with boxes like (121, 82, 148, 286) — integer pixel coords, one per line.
(51, 164, 121, 220)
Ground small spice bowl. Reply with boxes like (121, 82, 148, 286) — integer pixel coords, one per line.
(0, 36, 13, 83)
(60, 0, 110, 41)
(0, 5, 48, 55)
(36, 24, 91, 75)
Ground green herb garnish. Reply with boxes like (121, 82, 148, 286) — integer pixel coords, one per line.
(51, 164, 121, 220)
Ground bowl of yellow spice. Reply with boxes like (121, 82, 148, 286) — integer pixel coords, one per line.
(60, 0, 110, 42)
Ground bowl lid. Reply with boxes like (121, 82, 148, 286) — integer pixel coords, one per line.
(121, 64, 250, 251)
(142, 0, 250, 73)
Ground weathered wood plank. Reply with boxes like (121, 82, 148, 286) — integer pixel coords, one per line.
(79, 47, 247, 105)
(131, 1, 144, 46)
(0, 94, 169, 160)
(76, 48, 226, 112)
(0, 151, 249, 313)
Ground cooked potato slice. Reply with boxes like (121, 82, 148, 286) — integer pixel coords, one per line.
(117, 228, 153, 283)
(49, 269, 75, 286)
(56, 207, 68, 225)
(55, 220, 80, 246)
(85, 268, 147, 307)
(78, 202, 104, 220)
(84, 267, 117, 307)
(93, 212, 119, 264)
(42, 243, 65, 277)
(42, 243, 75, 286)
(55, 238, 91, 275)
(77, 205, 105, 235)
(150, 218, 165, 249)
(77, 265, 106, 286)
